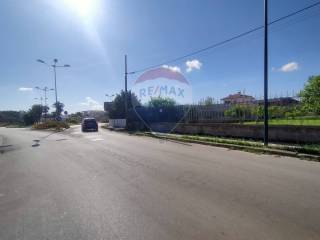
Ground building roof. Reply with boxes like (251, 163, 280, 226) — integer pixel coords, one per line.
(221, 92, 255, 101)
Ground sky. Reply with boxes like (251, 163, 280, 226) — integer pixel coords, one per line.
(0, 0, 319, 113)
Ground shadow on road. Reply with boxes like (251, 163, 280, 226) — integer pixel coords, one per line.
(31, 131, 64, 148)
(0, 145, 15, 154)
(32, 139, 40, 147)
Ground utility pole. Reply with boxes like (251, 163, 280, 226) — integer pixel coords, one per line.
(35, 86, 54, 121)
(264, 0, 269, 146)
(34, 97, 43, 106)
(44, 87, 48, 115)
(37, 59, 70, 119)
(105, 94, 115, 102)
(53, 59, 58, 112)
(124, 55, 128, 125)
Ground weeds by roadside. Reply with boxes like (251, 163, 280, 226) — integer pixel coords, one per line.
(133, 132, 320, 160)
(179, 135, 320, 155)
(33, 121, 70, 130)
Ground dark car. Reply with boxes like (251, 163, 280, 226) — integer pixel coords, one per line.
(81, 118, 98, 132)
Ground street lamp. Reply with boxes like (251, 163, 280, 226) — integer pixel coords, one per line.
(35, 86, 54, 120)
(34, 97, 43, 106)
(263, 0, 269, 146)
(36, 59, 70, 118)
(124, 55, 136, 126)
(105, 94, 115, 102)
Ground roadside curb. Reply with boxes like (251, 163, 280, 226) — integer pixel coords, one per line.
(101, 126, 126, 132)
(30, 128, 68, 132)
(135, 132, 320, 162)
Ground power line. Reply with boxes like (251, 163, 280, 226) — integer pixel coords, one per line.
(269, 1, 320, 25)
(131, 1, 320, 74)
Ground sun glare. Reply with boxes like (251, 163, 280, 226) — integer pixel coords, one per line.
(64, 0, 99, 20)
(56, 0, 107, 59)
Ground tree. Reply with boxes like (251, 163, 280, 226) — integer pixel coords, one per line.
(23, 104, 43, 125)
(52, 101, 65, 117)
(30, 104, 43, 123)
(148, 97, 176, 108)
(108, 91, 140, 118)
(67, 112, 83, 124)
(0, 111, 25, 124)
(64, 111, 68, 115)
(23, 112, 34, 126)
(299, 75, 320, 115)
(251, 105, 264, 122)
(204, 97, 214, 106)
(43, 106, 50, 115)
(224, 104, 252, 123)
(198, 96, 214, 106)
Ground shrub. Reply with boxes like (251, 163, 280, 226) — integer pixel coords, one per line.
(224, 104, 253, 122)
(299, 75, 320, 115)
(33, 121, 70, 130)
(66, 117, 81, 124)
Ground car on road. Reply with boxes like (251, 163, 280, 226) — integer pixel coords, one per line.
(81, 118, 98, 132)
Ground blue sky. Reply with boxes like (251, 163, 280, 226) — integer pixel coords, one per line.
(0, 0, 319, 113)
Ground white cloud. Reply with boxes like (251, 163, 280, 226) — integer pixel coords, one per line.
(162, 65, 181, 73)
(18, 87, 33, 91)
(279, 62, 299, 72)
(79, 97, 103, 110)
(186, 59, 202, 72)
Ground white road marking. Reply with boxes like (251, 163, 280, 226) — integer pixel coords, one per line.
(85, 135, 100, 139)
(91, 138, 104, 141)
(70, 132, 81, 135)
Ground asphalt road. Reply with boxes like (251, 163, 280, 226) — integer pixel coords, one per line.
(1, 126, 320, 240)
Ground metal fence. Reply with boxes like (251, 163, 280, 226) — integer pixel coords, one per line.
(127, 94, 314, 125)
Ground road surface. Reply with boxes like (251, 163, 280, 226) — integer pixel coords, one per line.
(1, 126, 320, 240)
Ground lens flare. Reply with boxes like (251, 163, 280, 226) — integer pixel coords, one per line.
(63, 0, 99, 21)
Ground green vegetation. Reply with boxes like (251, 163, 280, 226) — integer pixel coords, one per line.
(1, 105, 49, 126)
(148, 97, 176, 108)
(224, 104, 253, 122)
(66, 112, 83, 124)
(167, 134, 320, 156)
(108, 90, 140, 119)
(224, 75, 320, 125)
(224, 104, 307, 122)
(33, 121, 70, 130)
(244, 117, 320, 126)
(299, 144, 320, 156)
(299, 75, 320, 115)
(0, 102, 68, 127)
(52, 101, 65, 117)
(181, 135, 263, 147)
(198, 96, 215, 106)
(0, 111, 25, 126)
(23, 104, 43, 125)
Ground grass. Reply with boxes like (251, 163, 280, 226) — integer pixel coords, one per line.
(181, 135, 263, 147)
(155, 134, 320, 157)
(244, 118, 320, 126)
(298, 144, 320, 155)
